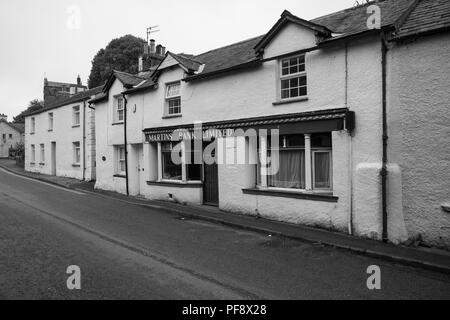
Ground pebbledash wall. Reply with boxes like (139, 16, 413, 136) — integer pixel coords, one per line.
(25, 99, 96, 181)
(387, 32, 450, 249)
(93, 22, 407, 244)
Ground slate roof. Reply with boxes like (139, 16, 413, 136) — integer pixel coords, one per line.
(128, 0, 450, 91)
(312, 0, 414, 36)
(113, 70, 146, 87)
(395, 0, 450, 39)
(25, 86, 103, 117)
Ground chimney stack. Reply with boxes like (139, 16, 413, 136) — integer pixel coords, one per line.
(0, 114, 7, 122)
(149, 39, 156, 54)
(138, 56, 143, 73)
(77, 75, 82, 86)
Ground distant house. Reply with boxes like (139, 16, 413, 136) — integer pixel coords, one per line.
(43, 75, 87, 106)
(0, 114, 24, 158)
(24, 86, 102, 181)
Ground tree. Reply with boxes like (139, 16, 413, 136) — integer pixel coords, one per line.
(13, 99, 44, 123)
(88, 35, 146, 88)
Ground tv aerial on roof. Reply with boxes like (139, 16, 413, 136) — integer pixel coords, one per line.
(146, 26, 160, 43)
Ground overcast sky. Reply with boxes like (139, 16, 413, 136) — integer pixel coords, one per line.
(0, 0, 355, 119)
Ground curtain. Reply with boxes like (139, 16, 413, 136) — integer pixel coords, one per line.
(268, 149, 305, 189)
(314, 152, 331, 188)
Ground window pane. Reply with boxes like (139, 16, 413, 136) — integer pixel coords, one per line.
(311, 133, 332, 148)
(314, 152, 331, 188)
(281, 89, 289, 99)
(290, 88, 299, 98)
(299, 76, 307, 86)
(268, 149, 305, 189)
(162, 151, 182, 180)
(281, 79, 289, 89)
(167, 82, 180, 98)
(290, 77, 299, 88)
(299, 86, 307, 97)
(285, 134, 305, 147)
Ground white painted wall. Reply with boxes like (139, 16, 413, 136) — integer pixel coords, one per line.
(94, 26, 395, 241)
(0, 122, 23, 158)
(24, 100, 95, 180)
(94, 80, 127, 194)
(387, 32, 450, 249)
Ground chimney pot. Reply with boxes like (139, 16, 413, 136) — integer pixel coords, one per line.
(138, 56, 143, 72)
(77, 75, 82, 86)
(149, 39, 156, 54)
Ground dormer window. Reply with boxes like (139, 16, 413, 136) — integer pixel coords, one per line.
(165, 82, 181, 116)
(280, 55, 307, 100)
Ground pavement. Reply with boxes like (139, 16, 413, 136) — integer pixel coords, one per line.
(0, 161, 450, 299)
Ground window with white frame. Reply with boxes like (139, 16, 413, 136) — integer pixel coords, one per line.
(48, 113, 53, 131)
(73, 142, 81, 165)
(311, 134, 332, 190)
(40, 144, 45, 163)
(258, 132, 332, 192)
(31, 117, 35, 133)
(115, 96, 124, 123)
(31, 144, 35, 163)
(165, 82, 181, 115)
(280, 55, 307, 100)
(116, 145, 126, 175)
(73, 106, 80, 126)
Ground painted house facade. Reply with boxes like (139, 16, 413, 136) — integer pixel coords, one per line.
(0, 114, 24, 158)
(24, 86, 102, 181)
(90, 0, 450, 248)
(386, 0, 450, 249)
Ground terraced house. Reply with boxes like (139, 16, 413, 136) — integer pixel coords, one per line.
(25, 86, 102, 181)
(86, 0, 449, 249)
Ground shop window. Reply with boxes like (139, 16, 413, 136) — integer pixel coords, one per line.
(267, 134, 305, 189)
(186, 144, 202, 181)
(161, 142, 182, 180)
(258, 132, 332, 192)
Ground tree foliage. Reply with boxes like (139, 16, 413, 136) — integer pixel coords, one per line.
(13, 99, 44, 123)
(87, 35, 146, 88)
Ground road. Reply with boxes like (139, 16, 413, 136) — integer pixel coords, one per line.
(0, 168, 449, 300)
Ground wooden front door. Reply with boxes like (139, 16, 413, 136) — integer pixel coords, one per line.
(203, 162, 219, 206)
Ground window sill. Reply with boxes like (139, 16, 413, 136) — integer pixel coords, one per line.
(30, 132, 35, 135)
(48, 129, 53, 132)
(272, 96, 308, 106)
(112, 122, 124, 126)
(162, 114, 182, 119)
(39, 163, 45, 166)
(147, 180, 203, 188)
(72, 164, 81, 167)
(113, 174, 127, 179)
(242, 187, 338, 202)
(72, 124, 81, 128)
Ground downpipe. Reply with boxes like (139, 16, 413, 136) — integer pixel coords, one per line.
(123, 94, 129, 196)
(381, 35, 389, 242)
